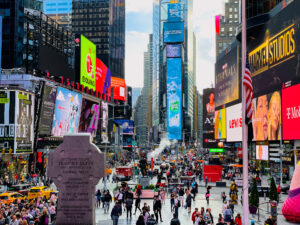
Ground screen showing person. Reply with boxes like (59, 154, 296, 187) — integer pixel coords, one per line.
(206, 93, 215, 113)
(267, 91, 281, 140)
(254, 95, 268, 141)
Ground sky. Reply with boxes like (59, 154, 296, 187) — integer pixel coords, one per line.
(125, 0, 225, 94)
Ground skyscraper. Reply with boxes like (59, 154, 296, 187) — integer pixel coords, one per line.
(44, 0, 72, 29)
(72, 0, 125, 78)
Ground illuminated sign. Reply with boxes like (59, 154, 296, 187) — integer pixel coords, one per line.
(209, 148, 224, 153)
(111, 77, 126, 101)
(214, 108, 226, 140)
(164, 22, 184, 43)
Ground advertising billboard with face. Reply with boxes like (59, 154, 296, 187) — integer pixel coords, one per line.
(167, 58, 182, 140)
(80, 35, 96, 91)
(166, 45, 181, 58)
(215, 45, 239, 107)
(101, 102, 109, 144)
(111, 77, 126, 101)
(214, 108, 226, 140)
(38, 85, 57, 136)
(15, 91, 35, 153)
(51, 87, 82, 137)
(256, 145, 269, 161)
(252, 91, 281, 141)
(226, 103, 242, 142)
(78, 98, 100, 137)
(168, 3, 181, 22)
(282, 84, 300, 140)
(114, 119, 134, 134)
(164, 22, 184, 43)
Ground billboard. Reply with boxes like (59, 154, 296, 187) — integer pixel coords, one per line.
(168, 3, 181, 22)
(214, 108, 226, 140)
(114, 119, 134, 134)
(51, 87, 82, 137)
(101, 102, 109, 144)
(111, 77, 126, 101)
(252, 91, 281, 141)
(215, 45, 239, 107)
(80, 35, 96, 91)
(167, 58, 182, 140)
(164, 22, 184, 43)
(282, 84, 300, 140)
(256, 145, 269, 160)
(226, 103, 242, 142)
(38, 85, 57, 136)
(202, 88, 218, 148)
(95, 58, 111, 95)
(78, 98, 100, 137)
(166, 45, 181, 58)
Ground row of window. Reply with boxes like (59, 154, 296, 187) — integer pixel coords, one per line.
(72, 8, 109, 13)
(72, 13, 109, 19)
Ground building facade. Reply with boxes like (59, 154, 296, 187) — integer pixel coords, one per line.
(44, 0, 72, 29)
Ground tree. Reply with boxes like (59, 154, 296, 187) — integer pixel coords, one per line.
(269, 177, 278, 202)
(249, 178, 259, 208)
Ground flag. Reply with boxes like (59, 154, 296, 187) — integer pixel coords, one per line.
(243, 53, 253, 124)
(215, 15, 220, 36)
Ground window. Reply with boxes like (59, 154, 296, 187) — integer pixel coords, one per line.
(221, 27, 224, 32)
(229, 8, 232, 12)
(229, 27, 233, 31)
(229, 14, 232, 18)
(234, 14, 238, 18)
(218, 43, 222, 47)
(234, 8, 238, 12)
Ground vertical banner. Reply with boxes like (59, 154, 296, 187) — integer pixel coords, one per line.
(101, 102, 109, 143)
(168, 3, 181, 22)
(167, 58, 182, 140)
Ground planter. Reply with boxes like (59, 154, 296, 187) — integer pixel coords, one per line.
(249, 206, 258, 214)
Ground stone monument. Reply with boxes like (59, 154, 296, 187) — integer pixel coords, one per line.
(47, 134, 105, 225)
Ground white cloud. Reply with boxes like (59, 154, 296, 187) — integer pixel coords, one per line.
(126, 0, 153, 13)
(56, 90, 65, 101)
(125, 31, 149, 88)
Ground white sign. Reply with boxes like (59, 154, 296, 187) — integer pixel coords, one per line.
(256, 145, 269, 161)
(226, 103, 242, 142)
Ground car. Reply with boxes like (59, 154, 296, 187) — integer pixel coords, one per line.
(28, 186, 55, 200)
(8, 184, 32, 196)
(0, 192, 27, 204)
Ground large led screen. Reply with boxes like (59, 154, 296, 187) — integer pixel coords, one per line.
(80, 35, 96, 91)
(39, 85, 57, 136)
(114, 119, 134, 134)
(215, 45, 239, 107)
(101, 102, 109, 144)
(214, 108, 226, 140)
(256, 145, 269, 161)
(96, 58, 111, 95)
(282, 84, 300, 140)
(168, 3, 181, 22)
(78, 98, 100, 137)
(167, 58, 182, 140)
(111, 77, 126, 101)
(226, 103, 242, 142)
(252, 91, 281, 141)
(51, 87, 82, 137)
(164, 22, 184, 43)
(166, 45, 181, 58)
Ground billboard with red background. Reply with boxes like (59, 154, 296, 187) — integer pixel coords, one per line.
(95, 58, 111, 96)
(111, 77, 126, 101)
(282, 84, 300, 140)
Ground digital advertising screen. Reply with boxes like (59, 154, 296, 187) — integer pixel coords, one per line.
(114, 119, 134, 134)
(78, 98, 100, 137)
(226, 103, 242, 142)
(215, 45, 239, 107)
(95, 58, 108, 94)
(282, 84, 300, 140)
(101, 102, 109, 144)
(167, 58, 182, 140)
(15, 91, 35, 154)
(38, 85, 57, 136)
(51, 87, 82, 137)
(252, 91, 281, 141)
(168, 3, 181, 22)
(164, 22, 184, 43)
(256, 145, 269, 161)
(111, 77, 126, 101)
(80, 35, 96, 91)
(214, 108, 226, 140)
(166, 45, 181, 58)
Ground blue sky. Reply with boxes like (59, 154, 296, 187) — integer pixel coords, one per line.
(125, 0, 225, 93)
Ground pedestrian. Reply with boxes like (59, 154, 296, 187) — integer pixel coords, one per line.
(170, 192, 175, 212)
(178, 186, 184, 207)
(134, 196, 142, 215)
(191, 208, 198, 224)
(223, 205, 233, 225)
(146, 214, 157, 225)
(111, 201, 122, 225)
(173, 195, 180, 218)
(125, 196, 133, 219)
(234, 213, 242, 225)
(205, 177, 208, 187)
(170, 213, 180, 225)
(222, 201, 227, 214)
(104, 190, 112, 214)
(205, 190, 210, 205)
(96, 190, 101, 208)
(216, 217, 225, 225)
(39, 208, 49, 225)
(136, 215, 145, 225)
(229, 200, 234, 216)
(143, 208, 149, 224)
(185, 190, 192, 213)
(191, 186, 197, 201)
(221, 192, 226, 203)
(204, 208, 212, 225)
(160, 189, 166, 204)
(48, 203, 56, 222)
(153, 196, 163, 223)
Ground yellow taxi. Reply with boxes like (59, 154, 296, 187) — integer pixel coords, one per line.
(28, 186, 55, 200)
(0, 192, 27, 204)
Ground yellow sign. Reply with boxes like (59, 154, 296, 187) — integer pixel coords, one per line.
(0, 98, 9, 104)
(170, 0, 178, 3)
(214, 109, 226, 139)
(249, 24, 296, 77)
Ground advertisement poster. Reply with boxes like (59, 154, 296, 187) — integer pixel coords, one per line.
(51, 87, 82, 137)
(0, 91, 16, 153)
(80, 35, 96, 91)
(226, 103, 242, 142)
(252, 91, 281, 141)
(202, 88, 218, 148)
(168, 3, 181, 22)
(111, 77, 126, 101)
(282, 84, 300, 140)
(166, 45, 181, 58)
(38, 85, 57, 136)
(248, 1, 300, 96)
(167, 58, 182, 140)
(15, 91, 35, 153)
(78, 98, 100, 137)
(114, 119, 134, 134)
(101, 102, 109, 144)
(164, 22, 184, 43)
(215, 45, 239, 107)
(95, 58, 108, 94)
(214, 108, 226, 140)
(256, 145, 269, 160)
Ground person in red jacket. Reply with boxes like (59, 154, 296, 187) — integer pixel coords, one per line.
(191, 208, 199, 224)
(234, 213, 242, 225)
(277, 185, 281, 194)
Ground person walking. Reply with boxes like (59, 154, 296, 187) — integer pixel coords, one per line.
(170, 214, 180, 225)
(234, 213, 242, 225)
(221, 192, 226, 203)
(178, 186, 184, 207)
(134, 196, 142, 215)
(153, 195, 163, 223)
(191, 208, 198, 224)
(111, 201, 122, 225)
(229, 200, 234, 217)
(223, 205, 233, 225)
(173, 195, 180, 219)
(185, 190, 192, 213)
(125, 196, 133, 219)
(170, 192, 175, 212)
(205, 190, 210, 205)
(96, 189, 102, 208)
(104, 190, 112, 214)
(160, 189, 166, 204)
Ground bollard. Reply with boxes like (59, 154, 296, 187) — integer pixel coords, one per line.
(264, 192, 266, 201)
(267, 202, 269, 213)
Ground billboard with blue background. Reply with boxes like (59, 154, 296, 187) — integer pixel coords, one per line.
(167, 58, 182, 140)
(164, 22, 184, 43)
(168, 3, 181, 22)
(166, 45, 181, 58)
(114, 119, 134, 134)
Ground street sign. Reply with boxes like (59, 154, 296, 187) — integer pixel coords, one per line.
(132, 141, 137, 147)
(209, 148, 224, 153)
